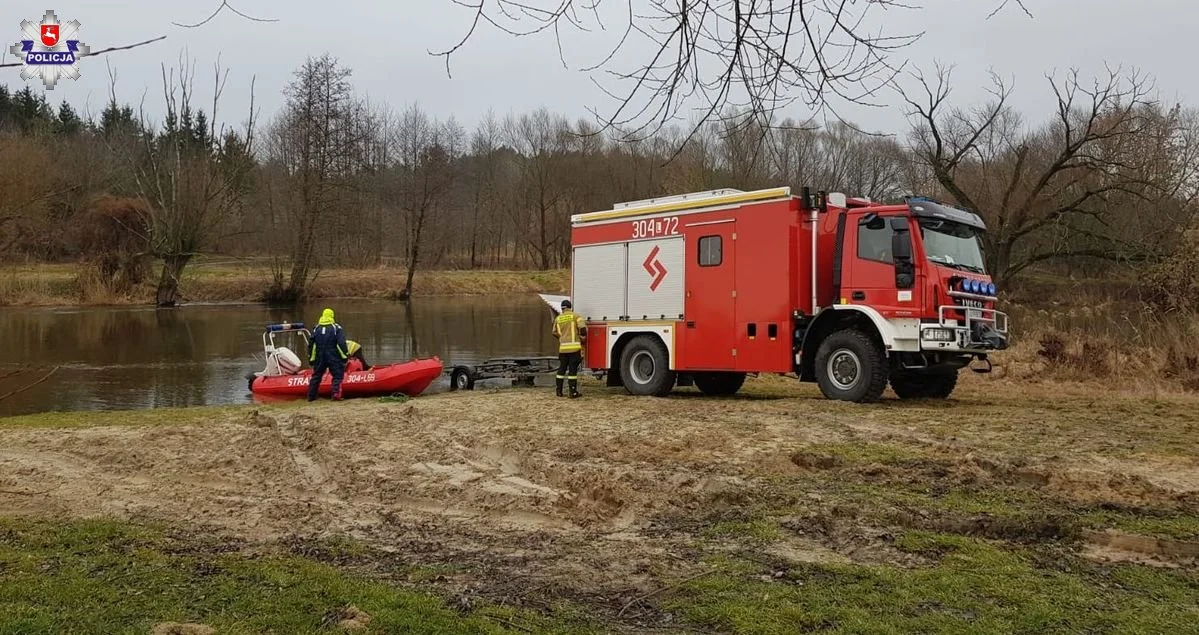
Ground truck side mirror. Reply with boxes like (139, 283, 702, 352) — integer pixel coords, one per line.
(890, 217, 914, 289)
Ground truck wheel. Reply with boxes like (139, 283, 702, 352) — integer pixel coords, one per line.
(891, 370, 958, 400)
(694, 372, 747, 396)
(619, 335, 675, 397)
(449, 367, 475, 391)
(814, 330, 889, 403)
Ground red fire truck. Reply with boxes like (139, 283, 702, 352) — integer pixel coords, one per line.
(568, 186, 1009, 402)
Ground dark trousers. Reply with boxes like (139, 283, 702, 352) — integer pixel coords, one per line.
(556, 351, 581, 395)
(308, 357, 346, 400)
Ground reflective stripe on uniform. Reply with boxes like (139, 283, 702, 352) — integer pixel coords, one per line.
(553, 311, 586, 353)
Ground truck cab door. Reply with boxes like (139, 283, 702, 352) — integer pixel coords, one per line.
(841, 213, 922, 318)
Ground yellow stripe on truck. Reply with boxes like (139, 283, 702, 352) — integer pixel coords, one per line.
(573, 187, 792, 223)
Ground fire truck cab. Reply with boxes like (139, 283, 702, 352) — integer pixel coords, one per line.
(568, 186, 1009, 402)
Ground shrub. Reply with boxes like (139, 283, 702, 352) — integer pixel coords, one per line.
(75, 195, 152, 293)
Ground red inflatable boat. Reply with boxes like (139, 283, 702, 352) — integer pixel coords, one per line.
(247, 322, 443, 398)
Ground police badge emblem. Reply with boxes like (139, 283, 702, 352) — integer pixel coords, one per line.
(9, 10, 90, 89)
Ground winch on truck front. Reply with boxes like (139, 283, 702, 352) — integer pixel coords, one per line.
(565, 186, 1010, 402)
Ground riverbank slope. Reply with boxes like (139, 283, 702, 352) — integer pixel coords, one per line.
(1, 379, 1195, 632)
(0, 263, 570, 307)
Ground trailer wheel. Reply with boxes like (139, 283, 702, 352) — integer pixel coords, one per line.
(890, 370, 957, 400)
(814, 330, 888, 403)
(619, 335, 675, 397)
(694, 372, 746, 396)
(449, 367, 475, 391)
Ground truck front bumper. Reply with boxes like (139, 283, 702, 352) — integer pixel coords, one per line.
(919, 306, 1009, 354)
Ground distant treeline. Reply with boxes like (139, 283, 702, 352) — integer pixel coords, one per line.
(1, 56, 1196, 306)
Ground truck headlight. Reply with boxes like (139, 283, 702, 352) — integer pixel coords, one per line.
(922, 328, 955, 342)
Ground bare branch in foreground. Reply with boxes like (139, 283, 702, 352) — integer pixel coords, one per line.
(173, 1, 279, 28)
(0, 35, 167, 69)
(433, 0, 1036, 149)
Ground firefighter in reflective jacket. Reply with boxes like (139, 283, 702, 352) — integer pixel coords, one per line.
(346, 339, 371, 372)
(308, 308, 349, 401)
(552, 299, 586, 398)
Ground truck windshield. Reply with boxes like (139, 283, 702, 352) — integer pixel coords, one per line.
(918, 218, 986, 274)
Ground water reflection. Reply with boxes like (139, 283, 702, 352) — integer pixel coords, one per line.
(0, 296, 557, 417)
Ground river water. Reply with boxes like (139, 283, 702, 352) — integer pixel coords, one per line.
(0, 293, 1177, 417)
(0, 296, 557, 417)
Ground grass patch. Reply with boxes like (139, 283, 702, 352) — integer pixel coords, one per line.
(794, 442, 932, 466)
(704, 519, 783, 542)
(0, 402, 321, 430)
(665, 534, 1199, 634)
(0, 405, 248, 429)
(0, 262, 569, 307)
(1080, 510, 1199, 541)
(0, 518, 596, 634)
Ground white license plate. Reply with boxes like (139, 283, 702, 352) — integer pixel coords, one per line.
(967, 309, 983, 320)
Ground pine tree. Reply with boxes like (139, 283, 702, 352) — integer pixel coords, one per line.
(56, 101, 81, 135)
(100, 100, 138, 138)
(0, 85, 12, 130)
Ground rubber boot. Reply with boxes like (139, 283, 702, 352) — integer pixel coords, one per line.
(332, 389, 343, 401)
(555, 378, 564, 397)
(568, 379, 580, 399)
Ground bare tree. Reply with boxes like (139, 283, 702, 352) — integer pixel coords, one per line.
(506, 108, 571, 269)
(467, 111, 503, 268)
(263, 54, 359, 302)
(900, 65, 1162, 284)
(0, 136, 58, 256)
(391, 105, 458, 300)
(128, 53, 257, 306)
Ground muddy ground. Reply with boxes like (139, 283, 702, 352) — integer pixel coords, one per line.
(1, 378, 1197, 626)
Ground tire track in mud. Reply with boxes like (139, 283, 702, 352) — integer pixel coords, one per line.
(261, 411, 392, 535)
(271, 413, 338, 495)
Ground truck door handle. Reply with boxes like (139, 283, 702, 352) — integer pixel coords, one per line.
(852, 291, 866, 301)
(686, 321, 696, 328)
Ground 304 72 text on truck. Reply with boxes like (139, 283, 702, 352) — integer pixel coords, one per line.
(567, 186, 1010, 403)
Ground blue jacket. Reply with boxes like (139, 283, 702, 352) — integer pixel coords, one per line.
(309, 322, 349, 365)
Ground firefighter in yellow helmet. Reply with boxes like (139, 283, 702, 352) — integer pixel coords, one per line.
(345, 339, 371, 372)
(552, 299, 586, 398)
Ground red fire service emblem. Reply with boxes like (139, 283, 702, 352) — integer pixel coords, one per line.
(643, 246, 667, 291)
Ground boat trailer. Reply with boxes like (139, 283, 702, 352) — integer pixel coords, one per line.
(444, 296, 573, 391)
(447, 356, 560, 391)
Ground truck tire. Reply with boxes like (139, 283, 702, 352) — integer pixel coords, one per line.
(814, 330, 889, 403)
(619, 335, 675, 397)
(890, 370, 957, 400)
(449, 367, 475, 391)
(694, 372, 747, 396)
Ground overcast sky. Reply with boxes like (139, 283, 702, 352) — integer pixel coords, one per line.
(2, 1, 1194, 140)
